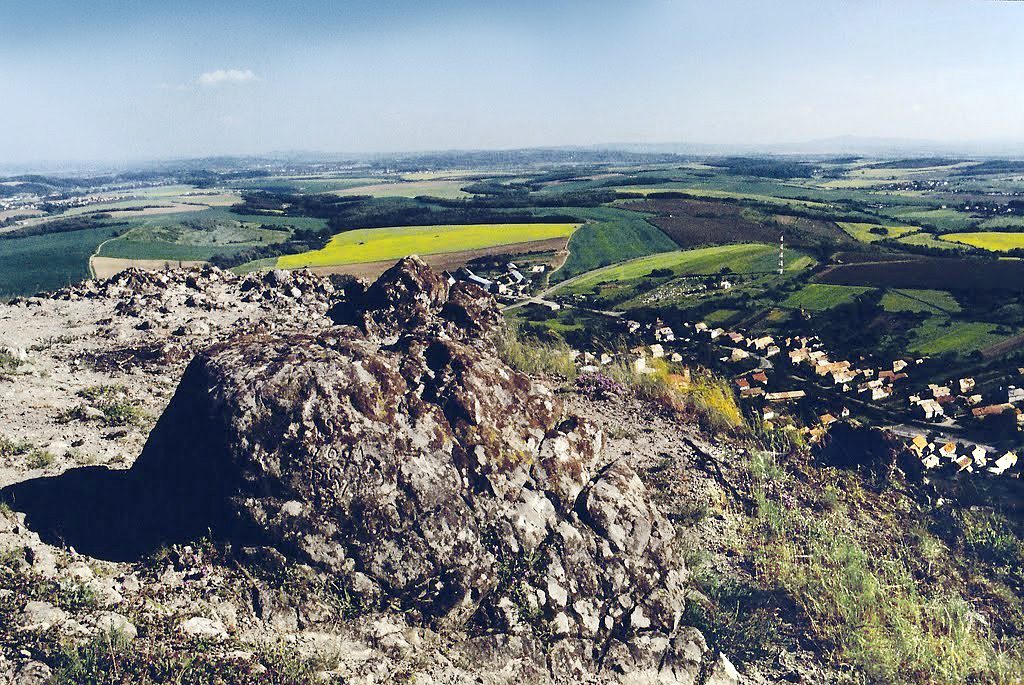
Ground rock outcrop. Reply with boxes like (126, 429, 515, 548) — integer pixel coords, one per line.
(123, 257, 693, 676)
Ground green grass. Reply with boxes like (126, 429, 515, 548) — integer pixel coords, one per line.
(493, 324, 577, 380)
(604, 359, 745, 433)
(940, 232, 1024, 252)
(909, 318, 1011, 355)
(277, 222, 578, 268)
(551, 206, 678, 283)
(556, 243, 814, 295)
(703, 308, 741, 325)
(227, 174, 386, 193)
(881, 289, 961, 315)
(0, 226, 116, 299)
(746, 452, 1024, 684)
(838, 222, 917, 243)
(782, 284, 873, 311)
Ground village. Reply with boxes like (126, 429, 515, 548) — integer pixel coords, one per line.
(456, 261, 1023, 482)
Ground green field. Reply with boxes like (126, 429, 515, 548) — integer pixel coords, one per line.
(0, 226, 116, 299)
(880, 289, 961, 314)
(611, 186, 830, 209)
(782, 284, 873, 310)
(548, 206, 677, 282)
(96, 208, 301, 261)
(837, 222, 917, 243)
(336, 180, 472, 199)
(556, 243, 814, 294)
(895, 232, 965, 250)
(703, 308, 741, 325)
(277, 223, 578, 268)
(908, 318, 1011, 356)
(939, 232, 1024, 251)
(979, 216, 1024, 231)
(879, 207, 978, 233)
(227, 175, 385, 193)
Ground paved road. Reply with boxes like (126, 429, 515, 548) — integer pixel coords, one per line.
(884, 423, 998, 452)
(501, 295, 623, 319)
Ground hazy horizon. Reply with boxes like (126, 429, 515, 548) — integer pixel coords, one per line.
(4, 0, 1024, 164)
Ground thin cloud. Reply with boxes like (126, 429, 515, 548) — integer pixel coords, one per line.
(198, 69, 259, 87)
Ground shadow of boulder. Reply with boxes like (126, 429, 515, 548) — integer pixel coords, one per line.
(0, 354, 261, 562)
(1, 467, 189, 561)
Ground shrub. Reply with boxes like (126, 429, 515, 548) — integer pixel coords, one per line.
(0, 350, 23, 373)
(25, 448, 55, 470)
(46, 632, 335, 685)
(0, 435, 33, 459)
(575, 373, 627, 399)
(682, 572, 778, 666)
(66, 385, 147, 427)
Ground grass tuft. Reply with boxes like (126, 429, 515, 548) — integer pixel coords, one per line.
(494, 324, 577, 380)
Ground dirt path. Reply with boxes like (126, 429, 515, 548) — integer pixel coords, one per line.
(90, 256, 206, 279)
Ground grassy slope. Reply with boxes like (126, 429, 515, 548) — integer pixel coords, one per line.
(277, 223, 578, 268)
(896, 232, 965, 250)
(739, 449, 1024, 684)
(782, 284, 873, 310)
(551, 207, 677, 283)
(909, 318, 1011, 355)
(880, 207, 978, 233)
(558, 243, 814, 294)
(96, 208, 323, 261)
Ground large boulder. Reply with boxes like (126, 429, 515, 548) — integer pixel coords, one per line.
(12, 257, 694, 675)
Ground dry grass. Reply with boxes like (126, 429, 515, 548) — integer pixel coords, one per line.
(606, 358, 744, 433)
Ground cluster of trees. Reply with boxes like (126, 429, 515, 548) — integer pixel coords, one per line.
(0, 215, 125, 240)
(711, 157, 817, 179)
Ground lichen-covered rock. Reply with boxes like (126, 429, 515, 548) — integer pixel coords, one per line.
(327, 256, 501, 341)
(112, 257, 688, 674)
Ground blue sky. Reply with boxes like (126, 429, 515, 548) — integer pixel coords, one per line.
(2, 0, 1023, 163)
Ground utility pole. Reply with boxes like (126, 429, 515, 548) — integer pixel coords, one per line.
(778, 235, 785, 275)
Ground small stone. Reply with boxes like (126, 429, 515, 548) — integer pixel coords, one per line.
(82, 406, 106, 421)
(63, 562, 94, 581)
(13, 660, 51, 685)
(95, 612, 137, 640)
(86, 578, 124, 607)
(21, 601, 66, 631)
(630, 605, 651, 630)
(552, 611, 571, 635)
(178, 617, 228, 641)
(547, 579, 568, 607)
(707, 652, 740, 685)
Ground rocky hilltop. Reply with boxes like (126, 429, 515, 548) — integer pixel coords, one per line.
(0, 259, 745, 684)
